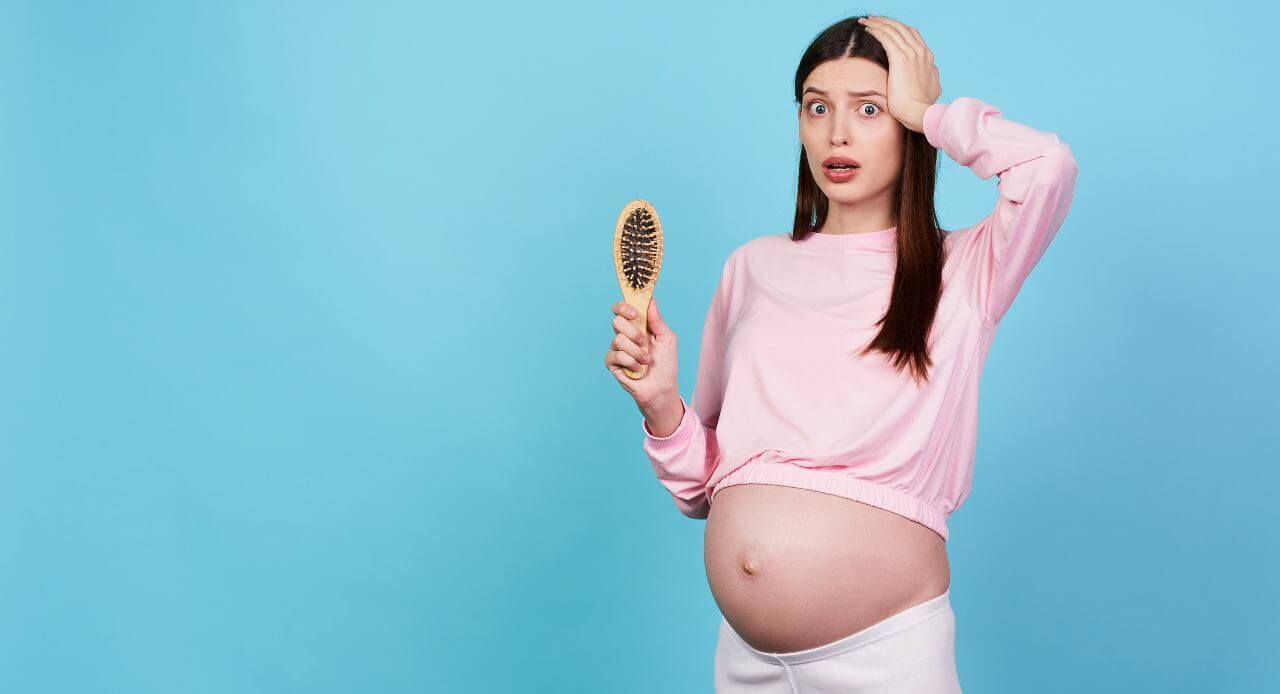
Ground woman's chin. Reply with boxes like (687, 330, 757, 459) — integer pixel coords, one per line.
(821, 190, 864, 205)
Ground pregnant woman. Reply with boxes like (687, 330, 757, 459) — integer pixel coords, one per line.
(605, 14, 1077, 693)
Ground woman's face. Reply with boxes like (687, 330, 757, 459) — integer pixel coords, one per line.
(798, 57, 905, 206)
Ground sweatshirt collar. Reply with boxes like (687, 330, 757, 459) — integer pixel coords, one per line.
(796, 225, 897, 251)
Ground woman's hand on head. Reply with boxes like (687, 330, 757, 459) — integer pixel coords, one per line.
(605, 297, 679, 408)
(858, 16, 942, 134)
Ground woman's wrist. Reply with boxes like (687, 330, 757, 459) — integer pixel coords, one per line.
(902, 100, 932, 134)
(639, 391, 685, 438)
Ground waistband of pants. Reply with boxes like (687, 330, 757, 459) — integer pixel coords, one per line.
(721, 588, 952, 666)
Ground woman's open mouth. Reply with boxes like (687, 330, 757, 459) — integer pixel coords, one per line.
(822, 155, 861, 183)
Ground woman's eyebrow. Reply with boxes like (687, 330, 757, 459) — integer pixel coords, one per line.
(803, 87, 886, 98)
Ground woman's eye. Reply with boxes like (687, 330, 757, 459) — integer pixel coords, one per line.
(806, 101, 879, 117)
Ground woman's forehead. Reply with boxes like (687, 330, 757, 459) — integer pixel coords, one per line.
(804, 57, 887, 93)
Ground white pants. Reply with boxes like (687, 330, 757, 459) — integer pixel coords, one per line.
(713, 589, 962, 693)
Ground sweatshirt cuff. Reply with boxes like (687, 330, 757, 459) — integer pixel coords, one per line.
(641, 395, 696, 450)
(923, 101, 948, 149)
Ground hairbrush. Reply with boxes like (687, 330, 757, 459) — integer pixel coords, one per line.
(612, 198, 664, 380)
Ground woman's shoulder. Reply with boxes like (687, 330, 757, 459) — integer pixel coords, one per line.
(712, 232, 788, 278)
(728, 232, 792, 260)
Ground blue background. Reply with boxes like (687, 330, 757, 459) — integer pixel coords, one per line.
(2, 1, 1275, 692)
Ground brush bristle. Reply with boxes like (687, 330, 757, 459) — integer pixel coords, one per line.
(620, 207, 659, 290)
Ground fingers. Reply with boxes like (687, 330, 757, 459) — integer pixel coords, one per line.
(604, 332, 647, 372)
(860, 18, 911, 59)
(905, 25, 933, 61)
(645, 297, 668, 337)
(611, 324, 649, 363)
(859, 16, 916, 60)
(868, 16, 932, 60)
(857, 14, 941, 112)
(612, 300, 639, 321)
(606, 346, 645, 373)
(890, 17, 929, 57)
(612, 304, 648, 349)
(609, 300, 650, 370)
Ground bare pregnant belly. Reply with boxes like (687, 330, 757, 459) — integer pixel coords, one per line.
(704, 483, 951, 654)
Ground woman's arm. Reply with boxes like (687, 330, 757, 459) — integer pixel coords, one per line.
(854, 17, 1077, 326)
(639, 255, 734, 519)
(926, 96, 1079, 326)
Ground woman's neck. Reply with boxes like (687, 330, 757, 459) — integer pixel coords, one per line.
(818, 200, 895, 235)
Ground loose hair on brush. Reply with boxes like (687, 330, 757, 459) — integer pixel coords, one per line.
(792, 15, 945, 386)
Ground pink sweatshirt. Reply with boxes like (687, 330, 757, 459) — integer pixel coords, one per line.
(640, 97, 1078, 541)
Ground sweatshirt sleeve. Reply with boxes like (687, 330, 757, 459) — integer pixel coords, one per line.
(639, 255, 733, 520)
(925, 96, 1079, 326)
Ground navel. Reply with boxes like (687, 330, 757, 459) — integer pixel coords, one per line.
(740, 547, 763, 576)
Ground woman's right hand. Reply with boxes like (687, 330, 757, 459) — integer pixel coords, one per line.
(605, 296, 678, 408)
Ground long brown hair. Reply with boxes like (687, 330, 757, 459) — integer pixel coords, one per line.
(792, 15, 944, 386)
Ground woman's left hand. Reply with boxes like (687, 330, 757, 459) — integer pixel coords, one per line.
(858, 16, 942, 134)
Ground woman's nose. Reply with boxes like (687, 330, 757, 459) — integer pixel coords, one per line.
(829, 120, 850, 145)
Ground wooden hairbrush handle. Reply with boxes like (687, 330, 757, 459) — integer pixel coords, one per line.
(612, 199, 664, 380)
